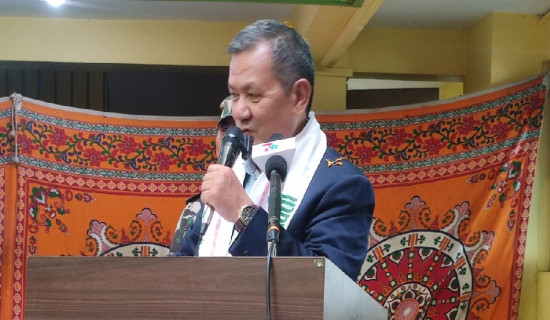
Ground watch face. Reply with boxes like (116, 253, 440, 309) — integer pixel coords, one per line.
(241, 205, 257, 225)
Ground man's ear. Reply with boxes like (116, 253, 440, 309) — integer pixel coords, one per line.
(292, 78, 312, 115)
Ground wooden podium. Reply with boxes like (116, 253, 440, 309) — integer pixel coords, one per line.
(25, 256, 387, 319)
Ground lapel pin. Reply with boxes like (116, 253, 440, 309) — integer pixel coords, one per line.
(326, 157, 346, 167)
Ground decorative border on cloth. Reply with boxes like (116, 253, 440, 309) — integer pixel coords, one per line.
(367, 140, 540, 188)
(19, 108, 218, 136)
(14, 167, 25, 320)
(18, 167, 201, 194)
(0, 99, 15, 317)
(357, 132, 540, 176)
(0, 109, 12, 117)
(0, 111, 15, 163)
(510, 144, 538, 317)
(17, 155, 204, 181)
(16, 102, 218, 174)
(0, 167, 5, 305)
(17, 116, 217, 173)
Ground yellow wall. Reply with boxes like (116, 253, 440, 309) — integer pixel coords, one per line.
(345, 28, 467, 76)
(535, 13, 550, 319)
(490, 13, 544, 87)
(532, 95, 550, 320)
(465, 13, 545, 92)
(538, 272, 550, 319)
(439, 82, 464, 100)
(0, 17, 245, 66)
(313, 68, 353, 111)
(543, 15, 550, 62)
(524, 93, 550, 320)
(465, 15, 494, 93)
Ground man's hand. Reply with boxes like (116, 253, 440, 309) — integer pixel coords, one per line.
(200, 164, 253, 223)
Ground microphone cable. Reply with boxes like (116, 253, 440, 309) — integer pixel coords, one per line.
(266, 240, 276, 320)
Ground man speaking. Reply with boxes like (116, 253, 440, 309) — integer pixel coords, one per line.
(175, 19, 375, 280)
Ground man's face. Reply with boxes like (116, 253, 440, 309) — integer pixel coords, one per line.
(228, 42, 304, 144)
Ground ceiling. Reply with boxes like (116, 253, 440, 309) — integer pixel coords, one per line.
(1, 0, 548, 30)
(370, 0, 550, 30)
(0, 0, 297, 23)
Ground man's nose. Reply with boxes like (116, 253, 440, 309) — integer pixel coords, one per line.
(231, 97, 250, 121)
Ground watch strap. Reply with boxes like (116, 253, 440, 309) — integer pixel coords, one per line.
(234, 218, 246, 233)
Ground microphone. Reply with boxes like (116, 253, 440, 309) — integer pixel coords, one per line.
(265, 154, 288, 249)
(197, 126, 245, 255)
(268, 132, 284, 142)
(218, 126, 245, 167)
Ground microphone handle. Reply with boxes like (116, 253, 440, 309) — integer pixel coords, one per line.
(266, 169, 282, 249)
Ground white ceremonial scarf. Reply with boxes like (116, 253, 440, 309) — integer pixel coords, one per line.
(198, 112, 327, 256)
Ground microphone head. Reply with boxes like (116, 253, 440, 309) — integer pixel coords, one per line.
(219, 126, 245, 167)
(265, 155, 288, 182)
(222, 125, 244, 146)
(268, 133, 285, 142)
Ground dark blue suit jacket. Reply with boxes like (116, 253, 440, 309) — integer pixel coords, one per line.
(176, 147, 375, 280)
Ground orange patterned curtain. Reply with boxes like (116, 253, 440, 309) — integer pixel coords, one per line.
(317, 75, 547, 319)
(0, 74, 547, 319)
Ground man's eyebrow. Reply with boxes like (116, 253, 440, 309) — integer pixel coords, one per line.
(228, 82, 254, 92)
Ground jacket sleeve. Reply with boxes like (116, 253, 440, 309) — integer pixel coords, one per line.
(169, 194, 203, 255)
(172, 205, 204, 257)
(229, 172, 375, 280)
